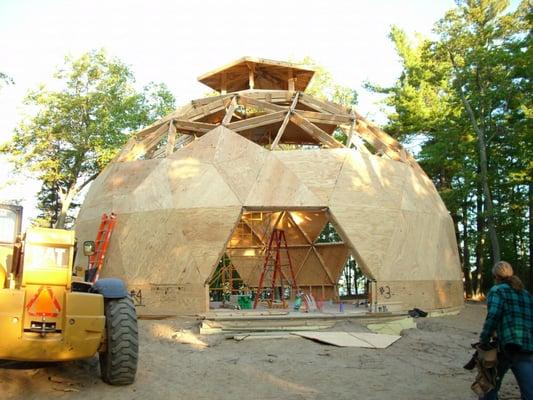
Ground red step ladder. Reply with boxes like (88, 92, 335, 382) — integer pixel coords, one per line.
(253, 229, 299, 309)
(87, 213, 117, 283)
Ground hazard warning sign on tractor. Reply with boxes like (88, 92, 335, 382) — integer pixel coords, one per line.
(26, 286, 62, 317)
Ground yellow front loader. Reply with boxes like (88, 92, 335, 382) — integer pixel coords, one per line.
(0, 204, 138, 385)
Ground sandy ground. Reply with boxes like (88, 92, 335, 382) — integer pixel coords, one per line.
(0, 303, 523, 400)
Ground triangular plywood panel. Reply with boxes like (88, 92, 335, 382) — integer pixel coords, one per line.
(213, 127, 269, 202)
(245, 153, 324, 207)
(316, 244, 350, 282)
(329, 205, 401, 281)
(275, 149, 349, 203)
(227, 248, 263, 285)
(330, 151, 406, 211)
(296, 249, 332, 285)
(400, 166, 448, 215)
(289, 211, 328, 243)
(166, 159, 242, 209)
(169, 126, 223, 163)
(276, 213, 310, 246)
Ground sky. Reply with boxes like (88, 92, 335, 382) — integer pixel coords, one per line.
(0, 0, 459, 226)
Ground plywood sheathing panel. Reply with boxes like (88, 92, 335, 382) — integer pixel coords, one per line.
(289, 211, 328, 243)
(375, 280, 463, 310)
(328, 205, 400, 281)
(128, 282, 209, 316)
(245, 153, 324, 207)
(330, 150, 407, 211)
(275, 149, 349, 203)
(227, 249, 263, 285)
(382, 210, 440, 281)
(295, 250, 331, 285)
(400, 166, 448, 214)
(75, 205, 241, 316)
(168, 126, 223, 163)
(212, 127, 270, 202)
(434, 214, 463, 281)
(315, 244, 350, 282)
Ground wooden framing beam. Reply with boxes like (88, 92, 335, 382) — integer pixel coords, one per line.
(246, 62, 255, 90)
(238, 95, 287, 112)
(289, 112, 344, 148)
(271, 92, 299, 149)
(237, 90, 291, 104)
(294, 110, 352, 125)
(220, 72, 227, 94)
(288, 68, 295, 92)
(117, 121, 170, 162)
(299, 93, 349, 115)
(187, 98, 229, 122)
(226, 110, 286, 132)
(346, 109, 356, 148)
(173, 119, 216, 134)
(165, 119, 177, 156)
(312, 246, 336, 285)
(222, 96, 237, 126)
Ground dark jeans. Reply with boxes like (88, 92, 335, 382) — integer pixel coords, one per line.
(481, 350, 533, 400)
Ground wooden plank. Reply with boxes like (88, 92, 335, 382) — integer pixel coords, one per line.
(237, 89, 293, 103)
(312, 247, 336, 284)
(117, 122, 170, 162)
(173, 120, 216, 134)
(185, 98, 228, 122)
(222, 96, 237, 126)
(271, 92, 299, 149)
(299, 93, 349, 115)
(289, 112, 344, 148)
(238, 95, 288, 112)
(354, 122, 402, 161)
(346, 109, 356, 148)
(294, 110, 352, 125)
(291, 331, 401, 348)
(226, 110, 286, 132)
(165, 119, 177, 156)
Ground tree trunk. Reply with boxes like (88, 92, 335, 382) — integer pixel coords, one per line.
(55, 188, 76, 229)
(462, 204, 473, 298)
(474, 185, 485, 297)
(449, 53, 500, 264)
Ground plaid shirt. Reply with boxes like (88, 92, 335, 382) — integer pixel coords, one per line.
(480, 282, 533, 352)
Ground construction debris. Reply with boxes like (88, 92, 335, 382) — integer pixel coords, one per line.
(291, 331, 401, 348)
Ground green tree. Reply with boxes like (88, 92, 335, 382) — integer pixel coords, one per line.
(1, 49, 175, 228)
(297, 56, 358, 108)
(369, 0, 532, 293)
(0, 72, 13, 89)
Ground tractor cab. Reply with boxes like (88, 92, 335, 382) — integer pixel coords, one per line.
(0, 204, 22, 288)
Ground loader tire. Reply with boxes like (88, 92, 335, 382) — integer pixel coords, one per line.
(99, 296, 138, 385)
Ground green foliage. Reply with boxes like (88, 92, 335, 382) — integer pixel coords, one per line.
(369, 0, 532, 293)
(295, 56, 358, 108)
(0, 49, 175, 228)
(0, 72, 13, 89)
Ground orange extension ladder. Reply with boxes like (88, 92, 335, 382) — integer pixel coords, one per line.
(253, 228, 299, 309)
(86, 213, 117, 283)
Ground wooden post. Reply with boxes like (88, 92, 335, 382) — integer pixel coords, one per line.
(220, 72, 227, 94)
(165, 119, 177, 156)
(248, 63, 255, 90)
(288, 69, 295, 92)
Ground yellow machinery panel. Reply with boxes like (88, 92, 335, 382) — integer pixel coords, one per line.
(0, 289, 105, 361)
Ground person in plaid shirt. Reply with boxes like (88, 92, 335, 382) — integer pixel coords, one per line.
(480, 261, 533, 400)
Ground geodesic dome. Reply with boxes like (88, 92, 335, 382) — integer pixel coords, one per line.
(75, 57, 463, 315)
